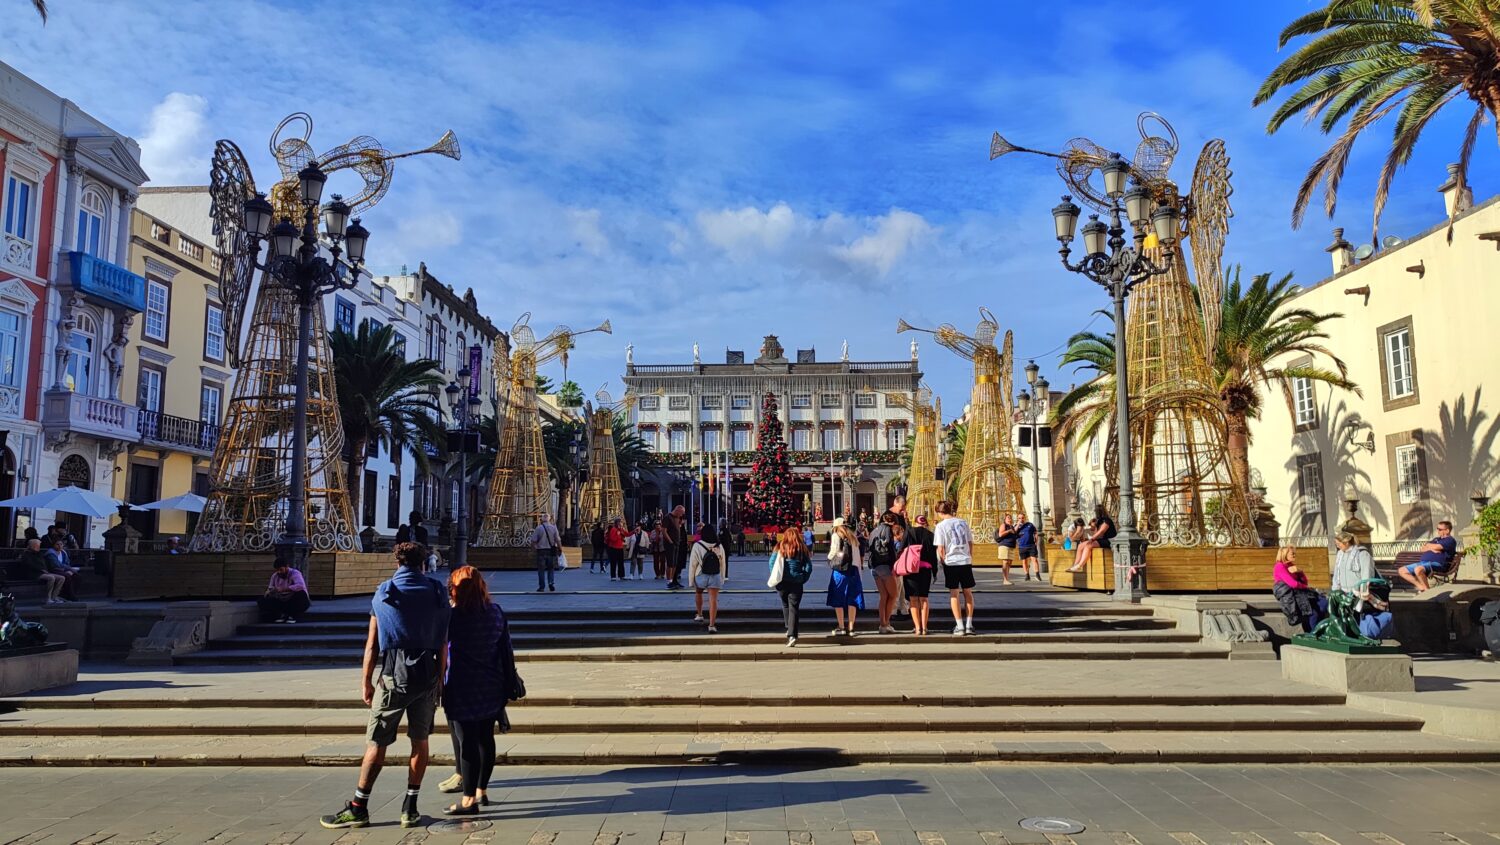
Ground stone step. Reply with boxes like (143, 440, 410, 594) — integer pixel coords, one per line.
(0, 704, 1423, 736)
(3, 729, 1495, 765)
(175, 641, 1229, 665)
(286, 603, 1154, 623)
(207, 629, 1200, 650)
(233, 614, 1174, 636)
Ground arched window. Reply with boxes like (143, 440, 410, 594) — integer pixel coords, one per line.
(76, 186, 109, 257)
(58, 453, 92, 489)
(65, 312, 96, 395)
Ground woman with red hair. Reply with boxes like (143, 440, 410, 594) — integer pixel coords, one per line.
(442, 566, 517, 815)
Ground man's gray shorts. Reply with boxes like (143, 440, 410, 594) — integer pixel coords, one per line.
(366, 674, 438, 747)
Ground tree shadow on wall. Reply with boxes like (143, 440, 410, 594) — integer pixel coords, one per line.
(1423, 387, 1500, 531)
(1285, 399, 1388, 535)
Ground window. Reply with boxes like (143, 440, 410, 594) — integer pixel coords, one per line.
(65, 313, 95, 394)
(75, 187, 107, 257)
(362, 316, 383, 334)
(669, 428, 687, 452)
(731, 428, 751, 451)
(856, 427, 876, 450)
(792, 428, 812, 450)
(1384, 328, 1414, 399)
(437, 324, 447, 370)
(200, 383, 222, 424)
(424, 318, 435, 359)
(791, 394, 811, 409)
(702, 429, 720, 451)
(334, 298, 356, 335)
(0, 308, 23, 388)
(204, 305, 225, 362)
(1293, 376, 1316, 428)
(668, 395, 689, 411)
(820, 393, 842, 409)
(701, 395, 722, 410)
(638, 396, 660, 411)
(4, 174, 35, 241)
(137, 367, 163, 413)
(821, 427, 840, 451)
(731, 395, 752, 410)
(364, 470, 378, 528)
(1297, 458, 1323, 515)
(887, 427, 907, 450)
(855, 393, 877, 408)
(144, 280, 170, 342)
(1395, 444, 1422, 504)
(387, 474, 401, 529)
(1090, 435, 1101, 468)
(392, 333, 407, 359)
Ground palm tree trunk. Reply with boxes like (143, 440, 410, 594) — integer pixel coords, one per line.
(347, 438, 368, 527)
(1226, 412, 1252, 495)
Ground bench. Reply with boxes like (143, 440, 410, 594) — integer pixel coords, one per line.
(1381, 550, 1464, 591)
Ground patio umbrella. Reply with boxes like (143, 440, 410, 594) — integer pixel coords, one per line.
(0, 485, 122, 518)
(131, 492, 209, 513)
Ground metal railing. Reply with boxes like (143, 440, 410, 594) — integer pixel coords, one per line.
(137, 410, 221, 453)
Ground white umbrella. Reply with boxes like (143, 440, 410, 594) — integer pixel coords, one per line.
(0, 485, 122, 518)
(131, 492, 208, 513)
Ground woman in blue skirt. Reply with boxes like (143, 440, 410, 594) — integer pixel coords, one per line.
(825, 517, 865, 636)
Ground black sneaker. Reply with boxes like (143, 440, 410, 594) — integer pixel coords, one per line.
(548, 585, 555, 591)
(319, 802, 369, 829)
(400, 796, 421, 828)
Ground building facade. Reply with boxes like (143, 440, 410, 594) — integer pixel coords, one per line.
(118, 195, 226, 541)
(624, 335, 919, 522)
(369, 262, 506, 542)
(1249, 171, 1500, 548)
(1, 61, 150, 546)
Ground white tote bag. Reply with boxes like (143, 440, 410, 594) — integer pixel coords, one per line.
(556, 548, 570, 570)
(766, 552, 785, 588)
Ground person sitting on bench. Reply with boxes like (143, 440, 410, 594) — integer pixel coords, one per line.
(18, 539, 67, 604)
(258, 559, 311, 623)
(1397, 520, 1458, 592)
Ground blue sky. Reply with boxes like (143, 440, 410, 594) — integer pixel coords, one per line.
(6, 1, 1495, 417)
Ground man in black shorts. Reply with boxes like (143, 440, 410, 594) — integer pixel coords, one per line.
(933, 499, 976, 636)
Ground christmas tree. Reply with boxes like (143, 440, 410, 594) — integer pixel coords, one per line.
(741, 391, 799, 527)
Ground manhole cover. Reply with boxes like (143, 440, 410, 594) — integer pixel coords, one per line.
(428, 818, 494, 835)
(1019, 818, 1086, 834)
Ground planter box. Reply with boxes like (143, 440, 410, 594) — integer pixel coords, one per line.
(0, 643, 78, 697)
(112, 552, 395, 600)
(1049, 546, 1330, 592)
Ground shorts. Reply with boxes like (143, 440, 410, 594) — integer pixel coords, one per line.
(1018, 545, 1038, 559)
(944, 565, 976, 590)
(997, 545, 1016, 562)
(366, 674, 438, 747)
(1402, 561, 1448, 576)
(695, 573, 724, 590)
(872, 564, 894, 579)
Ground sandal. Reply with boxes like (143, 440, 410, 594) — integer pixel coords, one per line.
(444, 802, 480, 816)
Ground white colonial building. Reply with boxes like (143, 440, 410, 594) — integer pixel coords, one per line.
(624, 334, 920, 522)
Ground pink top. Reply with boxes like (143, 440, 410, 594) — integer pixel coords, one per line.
(269, 568, 308, 595)
(1273, 561, 1307, 589)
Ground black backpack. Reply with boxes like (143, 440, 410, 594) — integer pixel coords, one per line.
(699, 543, 721, 575)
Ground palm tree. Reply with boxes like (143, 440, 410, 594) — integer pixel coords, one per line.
(533, 374, 555, 394)
(542, 419, 583, 522)
(887, 435, 915, 494)
(1253, 1, 1500, 232)
(612, 414, 649, 482)
(1215, 269, 1359, 489)
(30, 0, 46, 22)
(331, 323, 446, 524)
(557, 380, 584, 408)
(1049, 321, 1117, 447)
(942, 422, 967, 500)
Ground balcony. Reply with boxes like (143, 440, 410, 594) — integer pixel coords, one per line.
(61, 251, 146, 312)
(42, 388, 139, 444)
(137, 409, 220, 456)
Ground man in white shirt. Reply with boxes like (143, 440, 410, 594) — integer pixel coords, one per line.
(933, 499, 976, 636)
(529, 514, 562, 592)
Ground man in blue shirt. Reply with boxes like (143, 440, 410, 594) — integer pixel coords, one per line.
(1014, 511, 1041, 583)
(322, 543, 451, 830)
(1397, 520, 1458, 592)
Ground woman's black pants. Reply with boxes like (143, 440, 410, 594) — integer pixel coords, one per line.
(778, 584, 803, 638)
(450, 717, 497, 798)
(608, 547, 626, 579)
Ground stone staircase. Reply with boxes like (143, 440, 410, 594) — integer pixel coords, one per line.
(5, 594, 1500, 765)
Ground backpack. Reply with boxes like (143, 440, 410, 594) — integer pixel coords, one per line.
(829, 538, 854, 573)
(893, 544, 926, 577)
(869, 529, 894, 566)
(785, 552, 813, 585)
(699, 543, 721, 575)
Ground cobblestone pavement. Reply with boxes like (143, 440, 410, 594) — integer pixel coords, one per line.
(1, 764, 1499, 845)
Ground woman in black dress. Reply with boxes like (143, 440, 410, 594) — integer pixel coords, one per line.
(902, 515, 940, 635)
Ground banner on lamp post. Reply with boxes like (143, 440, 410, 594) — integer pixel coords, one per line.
(468, 345, 483, 394)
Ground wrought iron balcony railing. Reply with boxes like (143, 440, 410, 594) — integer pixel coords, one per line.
(138, 409, 220, 454)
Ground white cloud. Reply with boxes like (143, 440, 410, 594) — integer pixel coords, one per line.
(392, 210, 464, 253)
(693, 202, 933, 278)
(138, 92, 209, 186)
(696, 202, 798, 259)
(836, 209, 933, 276)
(567, 208, 609, 256)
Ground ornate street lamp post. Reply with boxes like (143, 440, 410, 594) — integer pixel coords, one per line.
(1050, 154, 1181, 601)
(842, 455, 859, 518)
(240, 170, 369, 572)
(1016, 360, 1050, 573)
(562, 431, 584, 546)
(445, 367, 482, 568)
